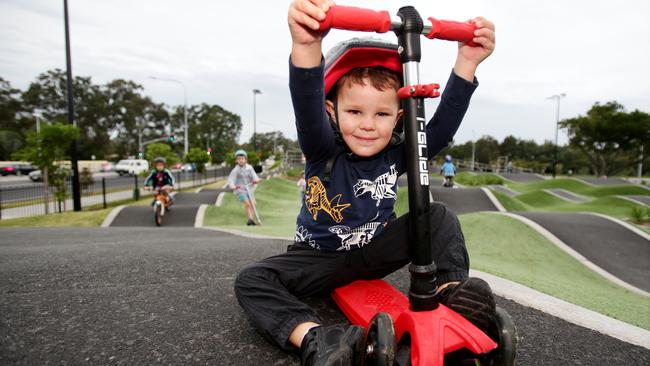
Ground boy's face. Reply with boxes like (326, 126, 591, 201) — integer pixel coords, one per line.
(155, 162, 165, 171)
(326, 79, 403, 157)
(236, 156, 247, 166)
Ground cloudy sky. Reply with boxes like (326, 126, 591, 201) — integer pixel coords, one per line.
(1, 0, 649, 146)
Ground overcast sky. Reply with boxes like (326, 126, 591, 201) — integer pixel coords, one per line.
(1, 0, 649, 146)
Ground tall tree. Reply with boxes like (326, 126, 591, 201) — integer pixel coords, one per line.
(0, 78, 31, 159)
(186, 103, 242, 163)
(560, 101, 649, 176)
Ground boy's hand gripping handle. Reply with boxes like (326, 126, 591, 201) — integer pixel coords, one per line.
(318, 5, 479, 46)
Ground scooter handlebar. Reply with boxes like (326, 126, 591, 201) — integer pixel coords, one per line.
(318, 6, 392, 33)
(318, 5, 478, 46)
(426, 17, 478, 46)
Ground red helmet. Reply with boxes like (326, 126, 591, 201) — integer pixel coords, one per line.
(324, 38, 402, 96)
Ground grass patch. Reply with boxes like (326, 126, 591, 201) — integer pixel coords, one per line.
(489, 190, 530, 212)
(455, 172, 504, 186)
(509, 178, 650, 198)
(461, 212, 650, 329)
(203, 178, 301, 237)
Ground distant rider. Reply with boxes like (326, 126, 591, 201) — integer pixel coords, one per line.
(441, 155, 457, 187)
(227, 149, 260, 225)
(143, 157, 175, 207)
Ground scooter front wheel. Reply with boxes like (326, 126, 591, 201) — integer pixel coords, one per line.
(480, 306, 518, 366)
(363, 312, 396, 366)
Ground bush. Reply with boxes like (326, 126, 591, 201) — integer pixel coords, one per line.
(455, 173, 504, 186)
(629, 206, 650, 224)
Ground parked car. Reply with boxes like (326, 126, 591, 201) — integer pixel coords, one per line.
(181, 163, 195, 172)
(115, 159, 149, 176)
(28, 169, 42, 182)
(1, 163, 36, 176)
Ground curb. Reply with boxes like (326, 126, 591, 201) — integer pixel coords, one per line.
(583, 211, 650, 241)
(487, 211, 650, 298)
(616, 195, 650, 208)
(471, 269, 650, 350)
(480, 187, 506, 212)
(216, 192, 226, 207)
(542, 188, 590, 203)
(194, 204, 207, 228)
(100, 205, 126, 228)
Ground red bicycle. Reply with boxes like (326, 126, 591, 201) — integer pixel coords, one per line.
(320, 5, 517, 366)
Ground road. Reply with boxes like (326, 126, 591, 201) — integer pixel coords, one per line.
(0, 167, 227, 203)
(1, 227, 647, 365)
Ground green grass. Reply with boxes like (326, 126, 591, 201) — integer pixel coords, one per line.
(461, 212, 650, 329)
(203, 178, 301, 237)
(509, 178, 650, 197)
(489, 190, 531, 212)
(455, 172, 504, 186)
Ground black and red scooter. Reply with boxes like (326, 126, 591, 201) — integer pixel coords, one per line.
(319, 5, 518, 366)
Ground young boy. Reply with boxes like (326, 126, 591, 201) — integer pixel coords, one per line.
(441, 155, 457, 187)
(228, 149, 260, 225)
(143, 157, 175, 206)
(235, 1, 496, 364)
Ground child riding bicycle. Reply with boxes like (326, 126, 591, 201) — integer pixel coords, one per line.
(143, 157, 175, 207)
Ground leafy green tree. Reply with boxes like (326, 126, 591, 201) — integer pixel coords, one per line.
(185, 147, 211, 174)
(184, 103, 242, 163)
(22, 69, 111, 160)
(12, 123, 80, 214)
(0, 78, 31, 159)
(104, 79, 169, 159)
(560, 101, 649, 176)
(145, 143, 179, 168)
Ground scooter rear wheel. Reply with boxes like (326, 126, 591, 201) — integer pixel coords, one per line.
(364, 312, 396, 366)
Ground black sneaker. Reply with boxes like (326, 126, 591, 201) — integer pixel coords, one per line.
(300, 324, 365, 366)
(246, 219, 256, 226)
(437, 278, 496, 334)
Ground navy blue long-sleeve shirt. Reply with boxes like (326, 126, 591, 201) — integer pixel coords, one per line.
(291, 60, 477, 252)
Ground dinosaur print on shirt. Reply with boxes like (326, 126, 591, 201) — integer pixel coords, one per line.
(353, 164, 398, 207)
(329, 222, 382, 251)
(305, 176, 351, 223)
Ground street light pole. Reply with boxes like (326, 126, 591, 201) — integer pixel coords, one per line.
(547, 93, 566, 179)
(252, 89, 262, 154)
(63, 0, 81, 211)
(149, 76, 189, 157)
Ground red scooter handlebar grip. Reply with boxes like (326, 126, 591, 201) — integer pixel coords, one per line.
(426, 17, 479, 47)
(319, 5, 392, 33)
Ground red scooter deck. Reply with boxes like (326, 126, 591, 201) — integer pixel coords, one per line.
(332, 280, 497, 366)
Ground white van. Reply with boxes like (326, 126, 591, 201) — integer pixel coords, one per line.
(115, 159, 149, 176)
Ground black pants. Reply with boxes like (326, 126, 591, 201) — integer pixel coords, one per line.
(234, 202, 469, 351)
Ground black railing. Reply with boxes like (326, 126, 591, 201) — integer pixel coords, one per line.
(0, 166, 229, 220)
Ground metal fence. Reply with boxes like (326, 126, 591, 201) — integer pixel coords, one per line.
(0, 167, 229, 220)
